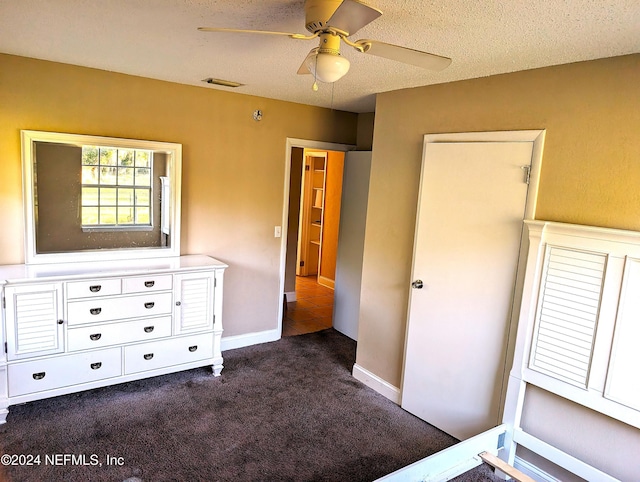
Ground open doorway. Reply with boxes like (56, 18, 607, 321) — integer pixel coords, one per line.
(282, 274, 335, 336)
(278, 139, 354, 337)
(284, 148, 344, 336)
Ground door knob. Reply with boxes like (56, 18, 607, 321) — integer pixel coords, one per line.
(411, 280, 424, 289)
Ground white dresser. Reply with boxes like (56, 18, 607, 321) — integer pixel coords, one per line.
(0, 254, 227, 423)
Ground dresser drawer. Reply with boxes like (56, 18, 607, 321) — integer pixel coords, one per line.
(122, 274, 172, 294)
(67, 316, 172, 352)
(67, 292, 173, 326)
(124, 334, 213, 375)
(67, 278, 121, 299)
(8, 348, 121, 397)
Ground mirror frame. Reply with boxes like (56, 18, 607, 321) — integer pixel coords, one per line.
(21, 130, 182, 265)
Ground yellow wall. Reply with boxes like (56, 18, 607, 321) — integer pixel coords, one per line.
(0, 53, 357, 337)
(356, 112, 375, 151)
(357, 54, 640, 480)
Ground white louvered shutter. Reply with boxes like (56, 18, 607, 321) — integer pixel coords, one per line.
(5, 284, 64, 360)
(529, 246, 606, 388)
(174, 272, 214, 334)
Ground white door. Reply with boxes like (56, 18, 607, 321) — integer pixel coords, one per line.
(333, 151, 372, 340)
(401, 140, 533, 440)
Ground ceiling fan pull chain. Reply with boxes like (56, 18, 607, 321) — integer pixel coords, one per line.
(312, 55, 319, 91)
(331, 82, 335, 110)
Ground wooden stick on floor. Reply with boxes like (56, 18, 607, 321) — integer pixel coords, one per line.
(479, 451, 536, 482)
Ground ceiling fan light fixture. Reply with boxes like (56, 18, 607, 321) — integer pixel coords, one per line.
(306, 51, 350, 83)
(200, 0, 452, 89)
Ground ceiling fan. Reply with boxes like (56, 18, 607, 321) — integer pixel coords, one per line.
(198, 0, 451, 87)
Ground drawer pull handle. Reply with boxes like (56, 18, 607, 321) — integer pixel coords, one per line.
(144, 326, 154, 333)
(57, 319, 64, 325)
(32, 372, 46, 380)
(143, 353, 154, 360)
(144, 302, 155, 309)
(188, 345, 198, 352)
(90, 362, 102, 370)
(175, 301, 181, 306)
(144, 281, 155, 288)
(89, 333, 102, 341)
(90, 307, 102, 315)
(89, 285, 102, 293)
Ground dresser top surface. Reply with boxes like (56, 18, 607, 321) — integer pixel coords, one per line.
(0, 255, 227, 285)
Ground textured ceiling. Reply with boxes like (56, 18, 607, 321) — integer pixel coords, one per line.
(1, 0, 638, 113)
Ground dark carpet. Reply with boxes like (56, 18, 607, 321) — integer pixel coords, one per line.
(0, 329, 499, 481)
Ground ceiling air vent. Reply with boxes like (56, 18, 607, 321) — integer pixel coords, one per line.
(202, 78, 244, 88)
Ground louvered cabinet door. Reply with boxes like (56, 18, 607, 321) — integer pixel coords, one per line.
(528, 246, 606, 388)
(173, 272, 214, 334)
(5, 283, 64, 361)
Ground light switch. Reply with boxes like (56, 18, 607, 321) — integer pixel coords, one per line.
(274, 226, 282, 238)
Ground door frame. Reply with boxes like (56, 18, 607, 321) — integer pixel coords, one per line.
(297, 150, 328, 278)
(401, 129, 546, 421)
(278, 138, 355, 335)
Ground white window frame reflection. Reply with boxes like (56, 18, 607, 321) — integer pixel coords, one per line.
(80, 146, 153, 231)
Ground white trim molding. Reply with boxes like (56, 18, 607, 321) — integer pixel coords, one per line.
(353, 363, 401, 404)
(317, 275, 335, 290)
(221, 328, 281, 352)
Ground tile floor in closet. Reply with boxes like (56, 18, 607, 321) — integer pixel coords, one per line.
(283, 276, 333, 336)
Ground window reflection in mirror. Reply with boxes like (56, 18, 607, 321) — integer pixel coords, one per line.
(79, 146, 153, 228)
(22, 131, 181, 264)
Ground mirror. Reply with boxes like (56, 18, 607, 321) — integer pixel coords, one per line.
(21, 130, 182, 264)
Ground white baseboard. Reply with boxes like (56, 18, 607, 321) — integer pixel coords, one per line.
(514, 456, 561, 482)
(221, 328, 281, 352)
(284, 291, 296, 303)
(353, 363, 401, 404)
(317, 276, 335, 289)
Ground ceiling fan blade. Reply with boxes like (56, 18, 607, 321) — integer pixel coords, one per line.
(297, 50, 316, 75)
(198, 27, 314, 40)
(355, 39, 452, 71)
(326, 0, 382, 36)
